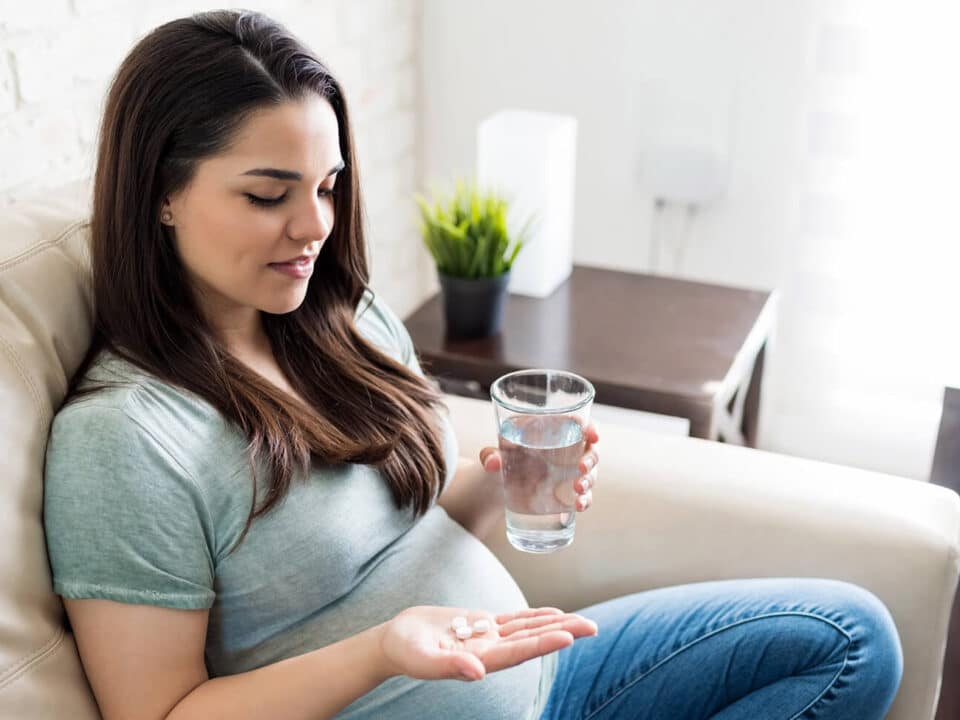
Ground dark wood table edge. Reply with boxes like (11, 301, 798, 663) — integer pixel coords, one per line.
(410, 272, 780, 447)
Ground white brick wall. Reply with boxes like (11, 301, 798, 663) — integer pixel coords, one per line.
(0, 0, 433, 317)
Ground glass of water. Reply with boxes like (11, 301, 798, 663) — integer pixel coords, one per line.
(491, 369, 595, 553)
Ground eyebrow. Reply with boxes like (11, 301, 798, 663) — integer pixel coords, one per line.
(240, 160, 346, 181)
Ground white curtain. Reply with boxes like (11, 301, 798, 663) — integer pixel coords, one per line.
(771, 0, 960, 479)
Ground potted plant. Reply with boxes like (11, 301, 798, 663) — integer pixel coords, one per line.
(415, 179, 533, 339)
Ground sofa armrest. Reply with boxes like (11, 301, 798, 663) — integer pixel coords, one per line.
(442, 393, 960, 720)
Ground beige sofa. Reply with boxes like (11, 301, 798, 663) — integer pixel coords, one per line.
(2, 179, 959, 719)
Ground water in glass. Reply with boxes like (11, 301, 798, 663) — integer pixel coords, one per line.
(498, 414, 584, 553)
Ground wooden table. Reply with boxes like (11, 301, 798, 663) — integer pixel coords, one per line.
(404, 265, 778, 446)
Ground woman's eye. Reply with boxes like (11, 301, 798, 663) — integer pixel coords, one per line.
(245, 188, 334, 207)
(245, 193, 286, 207)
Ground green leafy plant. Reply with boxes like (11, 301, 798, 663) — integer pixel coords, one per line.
(415, 179, 534, 279)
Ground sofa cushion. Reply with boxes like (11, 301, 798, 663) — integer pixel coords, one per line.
(1, 179, 101, 717)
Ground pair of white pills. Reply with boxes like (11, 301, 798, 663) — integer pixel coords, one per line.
(451, 615, 491, 640)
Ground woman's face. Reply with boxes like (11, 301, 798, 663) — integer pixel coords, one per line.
(162, 94, 344, 339)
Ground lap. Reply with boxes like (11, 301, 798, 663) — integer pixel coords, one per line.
(539, 577, 902, 720)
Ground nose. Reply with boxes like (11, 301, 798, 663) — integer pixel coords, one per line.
(287, 194, 334, 245)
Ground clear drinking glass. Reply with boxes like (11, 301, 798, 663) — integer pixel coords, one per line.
(490, 369, 595, 553)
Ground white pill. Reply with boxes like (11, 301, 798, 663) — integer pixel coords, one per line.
(472, 619, 491, 634)
(455, 625, 473, 640)
(451, 616, 468, 630)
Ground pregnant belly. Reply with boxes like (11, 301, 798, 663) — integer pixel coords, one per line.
(211, 506, 545, 718)
(335, 507, 543, 720)
(382, 506, 530, 610)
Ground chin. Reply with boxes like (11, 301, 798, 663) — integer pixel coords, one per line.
(262, 291, 309, 316)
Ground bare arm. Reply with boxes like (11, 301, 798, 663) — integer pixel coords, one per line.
(437, 456, 505, 541)
(65, 597, 597, 720)
(65, 598, 392, 720)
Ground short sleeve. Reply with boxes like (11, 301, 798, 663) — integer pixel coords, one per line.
(383, 300, 425, 376)
(358, 291, 426, 377)
(43, 403, 216, 610)
(357, 291, 460, 486)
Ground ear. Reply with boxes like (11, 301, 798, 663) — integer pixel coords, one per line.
(160, 197, 175, 226)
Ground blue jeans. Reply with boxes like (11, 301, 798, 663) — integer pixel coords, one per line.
(540, 577, 903, 719)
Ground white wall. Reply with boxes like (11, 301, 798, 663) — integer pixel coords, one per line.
(421, 0, 640, 275)
(421, 0, 960, 480)
(0, 0, 428, 317)
(6, 0, 955, 479)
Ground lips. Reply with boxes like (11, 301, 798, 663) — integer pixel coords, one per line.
(268, 254, 316, 279)
(271, 254, 316, 265)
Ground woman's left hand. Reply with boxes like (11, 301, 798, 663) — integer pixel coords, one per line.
(478, 422, 600, 512)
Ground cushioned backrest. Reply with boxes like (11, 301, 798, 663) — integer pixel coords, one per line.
(0, 178, 101, 717)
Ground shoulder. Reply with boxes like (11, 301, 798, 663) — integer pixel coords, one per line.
(44, 358, 218, 608)
(51, 352, 162, 452)
(47, 379, 192, 494)
(45, 353, 218, 545)
(49, 350, 233, 484)
(354, 288, 414, 364)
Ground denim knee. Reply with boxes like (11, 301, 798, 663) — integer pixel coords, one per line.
(838, 582, 902, 677)
(812, 580, 904, 711)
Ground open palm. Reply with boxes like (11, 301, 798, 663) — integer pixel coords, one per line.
(381, 606, 599, 682)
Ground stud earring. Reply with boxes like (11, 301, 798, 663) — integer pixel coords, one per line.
(160, 210, 173, 224)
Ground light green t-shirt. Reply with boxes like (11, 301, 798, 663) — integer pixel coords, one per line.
(43, 290, 556, 720)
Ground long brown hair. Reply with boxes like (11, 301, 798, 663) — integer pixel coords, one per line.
(66, 9, 448, 548)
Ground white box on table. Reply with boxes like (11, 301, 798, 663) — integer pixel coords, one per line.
(477, 110, 577, 298)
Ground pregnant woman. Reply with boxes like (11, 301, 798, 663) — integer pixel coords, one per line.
(43, 9, 903, 719)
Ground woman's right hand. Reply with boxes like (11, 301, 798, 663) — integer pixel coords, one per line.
(378, 606, 599, 682)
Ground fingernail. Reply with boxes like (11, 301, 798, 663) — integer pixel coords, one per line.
(583, 455, 595, 471)
(580, 476, 591, 492)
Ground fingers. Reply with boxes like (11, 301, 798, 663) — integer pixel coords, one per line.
(576, 488, 593, 512)
(575, 464, 597, 512)
(432, 641, 487, 682)
(554, 478, 580, 508)
(443, 607, 599, 679)
(583, 422, 600, 444)
(494, 607, 564, 624)
(583, 421, 600, 446)
(481, 631, 576, 672)
(498, 613, 599, 639)
(498, 614, 571, 636)
(552, 465, 598, 510)
(575, 467, 596, 494)
(578, 448, 599, 476)
(479, 447, 502, 472)
(450, 652, 486, 681)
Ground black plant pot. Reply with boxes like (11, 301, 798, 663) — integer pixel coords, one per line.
(438, 271, 511, 339)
